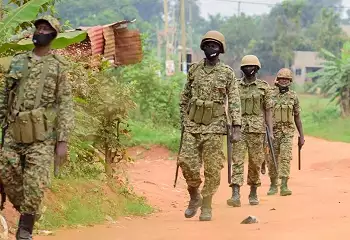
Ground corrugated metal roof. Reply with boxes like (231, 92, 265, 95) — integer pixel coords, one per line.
(59, 19, 142, 66)
(76, 20, 135, 57)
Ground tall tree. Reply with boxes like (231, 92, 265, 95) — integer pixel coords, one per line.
(271, 0, 305, 67)
(307, 8, 346, 56)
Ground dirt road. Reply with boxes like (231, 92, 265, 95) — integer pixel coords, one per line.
(36, 135, 350, 240)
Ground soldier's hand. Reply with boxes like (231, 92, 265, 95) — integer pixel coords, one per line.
(56, 141, 68, 157)
(298, 135, 305, 148)
(231, 126, 241, 142)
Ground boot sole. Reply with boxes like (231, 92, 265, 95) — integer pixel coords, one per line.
(199, 217, 211, 221)
(185, 209, 198, 218)
(249, 202, 259, 205)
(227, 200, 241, 207)
(267, 192, 278, 196)
(280, 192, 292, 196)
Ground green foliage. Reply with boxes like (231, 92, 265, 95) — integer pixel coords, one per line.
(300, 94, 350, 142)
(126, 120, 180, 152)
(38, 178, 153, 230)
(0, 0, 51, 36)
(60, 56, 136, 178)
(307, 42, 350, 116)
(117, 47, 185, 130)
(0, 31, 87, 55)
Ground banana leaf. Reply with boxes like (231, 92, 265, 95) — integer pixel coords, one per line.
(0, 31, 87, 54)
(0, 0, 52, 35)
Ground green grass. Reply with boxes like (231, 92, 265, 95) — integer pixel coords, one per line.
(299, 94, 350, 142)
(127, 120, 180, 152)
(37, 178, 154, 230)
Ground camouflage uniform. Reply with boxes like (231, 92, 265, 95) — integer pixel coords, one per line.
(179, 31, 241, 221)
(267, 68, 301, 196)
(0, 16, 73, 239)
(227, 55, 273, 207)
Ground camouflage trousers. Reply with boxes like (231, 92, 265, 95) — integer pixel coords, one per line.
(179, 132, 224, 197)
(267, 130, 293, 179)
(0, 135, 54, 215)
(231, 132, 265, 187)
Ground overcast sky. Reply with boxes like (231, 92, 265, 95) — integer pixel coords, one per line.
(199, 0, 350, 18)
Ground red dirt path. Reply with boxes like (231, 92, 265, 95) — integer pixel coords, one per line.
(31, 135, 350, 239)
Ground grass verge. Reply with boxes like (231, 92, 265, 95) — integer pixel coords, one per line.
(299, 94, 350, 142)
(126, 120, 180, 152)
(37, 178, 153, 230)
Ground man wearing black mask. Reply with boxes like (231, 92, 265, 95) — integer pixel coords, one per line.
(227, 55, 273, 207)
(0, 16, 73, 239)
(179, 30, 241, 221)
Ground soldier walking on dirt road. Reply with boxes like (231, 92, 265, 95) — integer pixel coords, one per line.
(0, 16, 74, 239)
(266, 68, 305, 196)
(227, 55, 273, 207)
(179, 30, 242, 221)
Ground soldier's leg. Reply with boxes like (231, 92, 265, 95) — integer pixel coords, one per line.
(227, 133, 247, 207)
(0, 137, 24, 212)
(246, 133, 265, 205)
(199, 134, 224, 221)
(279, 133, 293, 196)
(178, 132, 202, 218)
(17, 140, 54, 240)
(267, 132, 281, 195)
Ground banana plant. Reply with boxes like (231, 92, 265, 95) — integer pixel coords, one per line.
(0, 0, 87, 59)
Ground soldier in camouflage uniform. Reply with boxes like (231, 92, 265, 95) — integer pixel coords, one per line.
(266, 68, 304, 196)
(0, 16, 73, 239)
(227, 55, 273, 207)
(179, 30, 241, 221)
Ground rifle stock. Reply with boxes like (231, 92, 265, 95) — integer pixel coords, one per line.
(265, 126, 278, 172)
(298, 136, 301, 170)
(173, 125, 184, 188)
(227, 124, 232, 184)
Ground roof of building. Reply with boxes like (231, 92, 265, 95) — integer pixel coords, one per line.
(291, 51, 325, 68)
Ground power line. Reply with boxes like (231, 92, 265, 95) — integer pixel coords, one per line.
(198, 0, 350, 10)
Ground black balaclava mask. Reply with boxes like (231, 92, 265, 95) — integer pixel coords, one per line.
(202, 41, 221, 61)
(32, 32, 56, 47)
(204, 47, 220, 61)
(241, 65, 258, 78)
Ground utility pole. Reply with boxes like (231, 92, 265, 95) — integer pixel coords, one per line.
(164, 0, 169, 60)
(180, 0, 187, 73)
(237, 1, 241, 15)
(189, 0, 193, 50)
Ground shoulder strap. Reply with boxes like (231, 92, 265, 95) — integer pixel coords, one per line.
(15, 56, 51, 110)
(15, 57, 29, 110)
(34, 61, 49, 108)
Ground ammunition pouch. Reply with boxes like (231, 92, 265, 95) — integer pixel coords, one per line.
(9, 107, 49, 144)
(241, 91, 263, 115)
(187, 98, 225, 125)
(274, 104, 294, 123)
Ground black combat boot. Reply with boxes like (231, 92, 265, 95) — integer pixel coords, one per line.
(16, 213, 35, 240)
(248, 185, 259, 205)
(199, 195, 212, 221)
(184, 187, 202, 218)
(226, 184, 241, 207)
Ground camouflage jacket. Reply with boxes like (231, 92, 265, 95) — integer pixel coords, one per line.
(238, 77, 273, 134)
(0, 51, 74, 142)
(270, 86, 301, 134)
(180, 59, 241, 134)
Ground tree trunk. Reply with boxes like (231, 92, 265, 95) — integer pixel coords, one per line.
(105, 148, 113, 177)
(340, 88, 350, 117)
